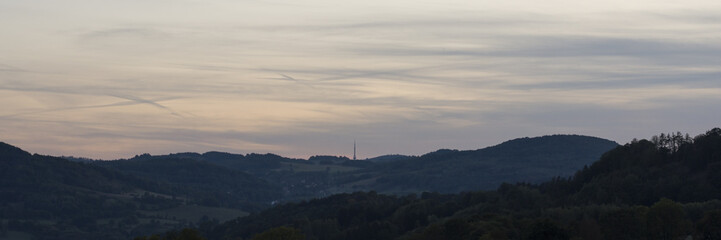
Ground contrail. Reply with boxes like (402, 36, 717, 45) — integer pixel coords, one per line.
(0, 96, 184, 119)
(268, 73, 316, 89)
(108, 93, 185, 118)
(0, 85, 186, 118)
(279, 73, 298, 82)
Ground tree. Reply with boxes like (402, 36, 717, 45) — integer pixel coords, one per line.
(175, 228, 206, 240)
(251, 226, 306, 240)
(442, 218, 471, 240)
(135, 228, 205, 240)
(526, 219, 569, 240)
(599, 207, 645, 240)
(696, 210, 721, 240)
(646, 198, 690, 240)
(0, 221, 7, 237)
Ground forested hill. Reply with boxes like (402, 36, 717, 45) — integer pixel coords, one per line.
(174, 128, 721, 240)
(94, 157, 282, 210)
(0, 134, 619, 239)
(0, 143, 261, 240)
(103, 135, 618, 198)
(0, 142, 167, 239)
(542, 129, 721, 206)
(0, 142, 154, 197)
(336, 135, 618, 193)
(0, 142, 31, 159)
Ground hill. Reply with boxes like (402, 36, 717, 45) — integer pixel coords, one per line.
(0, 143, 255, 240)
(116, 152, 365, 201)
(365, 154, 414, 163)
(94, 157, 282, 211)
(0, 133, 620, 239)
(182, 128, 721, 240)
(335, 135, 618, 193)
(111, 135, 618, 199)
(544, 129, 721, 205)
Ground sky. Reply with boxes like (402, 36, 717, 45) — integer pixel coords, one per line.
(1, 0, 721, 160)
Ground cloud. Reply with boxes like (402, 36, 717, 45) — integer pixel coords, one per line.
(80, 28, 169, 41)
(0, 117, 286, 159)
(514, 37, 721, 59)
(75, 27, 177, 54)
(0, 64, 27, 72)
(2, 1, 721, 159)
(509, 71, 721, 90)
(346, 36, 721, 60)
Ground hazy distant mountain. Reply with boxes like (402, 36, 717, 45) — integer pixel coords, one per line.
(334, 135, 619, 194)
(90, 135, 620, 200)
(111, 135, 617, 199)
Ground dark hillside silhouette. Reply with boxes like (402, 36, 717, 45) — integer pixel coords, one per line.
(95, 157, 282, 210)
(0, 134, 628, 239)
(339, 135, 618, 193)
(158, 128, 721, 240)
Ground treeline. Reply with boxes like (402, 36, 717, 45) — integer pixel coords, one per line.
(543, 128, 721, 205)
(146, 128, 721, 240)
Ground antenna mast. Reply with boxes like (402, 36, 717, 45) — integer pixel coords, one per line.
(353, 140, 356, 160)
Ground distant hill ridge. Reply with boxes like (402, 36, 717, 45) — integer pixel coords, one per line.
(339, 134, 618, 193)
(92, 134, 618, 194)
(195, 128, 721, 240)
(0, 134, 619, 239)
(0, 141, 31, 159)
